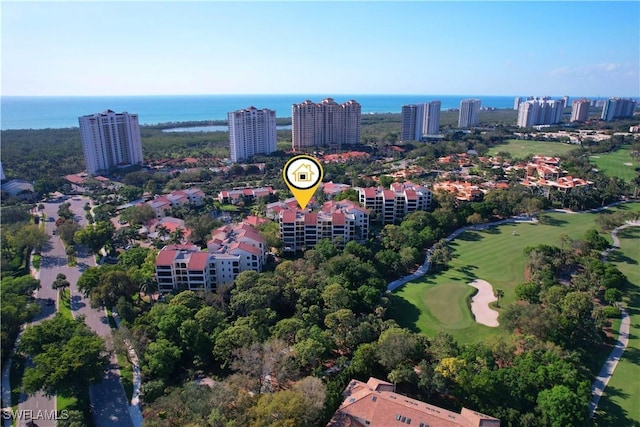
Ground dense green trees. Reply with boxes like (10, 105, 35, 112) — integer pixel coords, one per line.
(1, 275, 41, 363)
(19, 314, 108, 397)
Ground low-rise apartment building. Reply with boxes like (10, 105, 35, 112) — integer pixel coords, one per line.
(217, 186, 276, 204)
(358, 182, 432, 223)
(155, 223, 266, 293)
(278, 200, 369, 252)
(147, 188, 205, 218)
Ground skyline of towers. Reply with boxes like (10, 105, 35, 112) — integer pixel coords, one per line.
(570, 99, 591, 122)
(78, 110, 144, 175)
(227, 106, 277, 162)
(601, 98, 637, 121)
(291, 98, 361, 150)
(458, 99, 481, 128)
(400, 100, 441, 142)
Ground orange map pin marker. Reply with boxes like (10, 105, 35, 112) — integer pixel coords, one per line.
(283, 155, 324, 210)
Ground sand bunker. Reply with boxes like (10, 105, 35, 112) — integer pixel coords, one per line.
(624, 162, 633, 166)
(468, 280, 500, 327)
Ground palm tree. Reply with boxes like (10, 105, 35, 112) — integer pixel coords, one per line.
(169, 227, 185, 244)
(494, 289, 505, 307)
(156, 225, 170, 241)
(140, 279, 158, 305)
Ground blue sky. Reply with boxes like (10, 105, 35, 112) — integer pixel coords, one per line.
(2, 1, 638, 97)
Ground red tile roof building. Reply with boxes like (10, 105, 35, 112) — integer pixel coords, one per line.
(218, 186, 276, 204)
(147, 188, 205, 218)
(358, 182, 433, 223)
(327, 378, 500, 427)
(278, 200, 369, 252)
(433, 181, 483, 202)
(155, 223, 267, 293)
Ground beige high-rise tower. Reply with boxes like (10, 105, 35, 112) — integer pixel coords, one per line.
(292, 98, 361, 150)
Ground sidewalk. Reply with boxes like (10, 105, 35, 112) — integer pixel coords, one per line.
(112, 315, 143, 427)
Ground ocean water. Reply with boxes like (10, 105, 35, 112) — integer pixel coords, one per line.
(1, 94, 555, 130)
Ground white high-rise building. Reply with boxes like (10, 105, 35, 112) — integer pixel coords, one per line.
(292, 98, 361, 150)
(514, 97, 524, 110)
(228, 107, 277, 162)
(570, 99, 590, 122)
(423, 100, 441, 135)
(517, 98, 565, 128)
(400, 101, 441, 141)
(400, 104, 424, 142)
(601, 98, 637, 121)
(458, 99, 481, 128)
(78, 110, 144, 175)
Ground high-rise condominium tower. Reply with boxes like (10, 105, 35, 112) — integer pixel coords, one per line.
(291, 98, 361, 150)
(458, 99, 481, 128)
(78, 110, 144, 175)
(423, 100, 441, 135)
(570, 99, 591, 122)
(517, 98, 565, 128)
(400, 104, 423, 142)
(601, 98, 637, 121)
(400, 101, 441, 141)
(228, 107, 277, 162)
(514, 97, 524, 111)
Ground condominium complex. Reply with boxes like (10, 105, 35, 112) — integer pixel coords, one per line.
(291, 98, 361, 150)
(458, 99, 481, 128)
(517, 97, 565, 128)
(78, 110, 144, 175)
(570, 99, 591, 122)
(423, 100, 441, 135)
(228, 106, 277, 162)
(601, 98, 637, 121)
(147, 188, 206, 219)
(400, 101, 441, 142)
(358, 182, 432, 224)
(155, 223, 267, 292)
(278, 200, 369, 252)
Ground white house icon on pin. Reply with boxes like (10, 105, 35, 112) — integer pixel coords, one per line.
(292, 163, 314, 183)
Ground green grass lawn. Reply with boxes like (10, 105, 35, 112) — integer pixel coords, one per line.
(59, 288, 73, 319)
(389, 203, 640, 344)
(593, 224, 640, 426)
(57, 394, 77, 411)
(116, 349, 134, 402)
(590, 145, 638, 182)
(487, 139, 577, 158)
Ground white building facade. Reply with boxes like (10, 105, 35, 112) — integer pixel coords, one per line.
(517, 98, 565, 128)
(601, 98, 637, 121)
(458, 99, 481, 128)
(570, 99, 591, 122)
(228, 107, 277, 162)
(78, 110, 144, 175)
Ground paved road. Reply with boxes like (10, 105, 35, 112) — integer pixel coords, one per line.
(7, 196, 133, 427)
(589, 308, 630, 417)
(62, 197, 134, 427)
(13, 205, 67, 427)
(588, 220, 639, 418)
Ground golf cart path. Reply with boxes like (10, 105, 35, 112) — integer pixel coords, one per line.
(589, 219, 639, 418)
